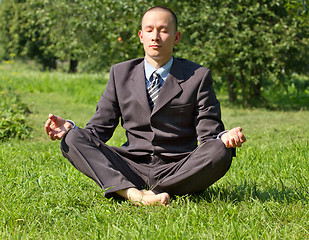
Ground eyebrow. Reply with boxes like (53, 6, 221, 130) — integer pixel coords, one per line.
(143, 25, 170, 30)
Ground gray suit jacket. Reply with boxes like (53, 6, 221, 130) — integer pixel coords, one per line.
(85, 57, 225, 159)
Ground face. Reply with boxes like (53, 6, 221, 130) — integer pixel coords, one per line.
(139, 9, 181, 68)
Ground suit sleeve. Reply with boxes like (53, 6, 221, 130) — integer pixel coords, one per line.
(194, 69, 225, 144)
(85, 66, 121, 142)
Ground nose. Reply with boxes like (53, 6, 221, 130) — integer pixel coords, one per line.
(151, 29, 160, 42)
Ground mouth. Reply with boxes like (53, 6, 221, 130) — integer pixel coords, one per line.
(150, 45, 160, 49)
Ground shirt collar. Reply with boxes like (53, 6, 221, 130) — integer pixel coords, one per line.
(144, 57, 174, 82)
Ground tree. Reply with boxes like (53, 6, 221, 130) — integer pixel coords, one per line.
(177, 0, 309, 106)
(0, 0, 181, 71)
(1, 0, 308, 106)
(0, 0, 58, 69)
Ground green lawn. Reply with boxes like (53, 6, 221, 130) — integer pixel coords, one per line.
(1, 61, 308, 239)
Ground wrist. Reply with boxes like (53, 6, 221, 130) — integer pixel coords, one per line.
(66, 120, 77, 129)
(217, 130, 229, 139)
(64, 121, 73, 131)
(65, 120, 76, 132)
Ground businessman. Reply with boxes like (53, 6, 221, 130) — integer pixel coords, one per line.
(45, 6, 246, 206)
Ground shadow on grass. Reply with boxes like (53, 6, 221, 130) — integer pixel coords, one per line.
(189, 181, 309, 204)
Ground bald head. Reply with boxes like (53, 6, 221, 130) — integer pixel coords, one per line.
(142, 7, 178, 33)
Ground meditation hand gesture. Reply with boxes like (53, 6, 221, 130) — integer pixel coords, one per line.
(44, 114, 73, 141)
(221, 127, 246, 148)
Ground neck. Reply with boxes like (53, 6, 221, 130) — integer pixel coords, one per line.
(145, 55, 172, 69)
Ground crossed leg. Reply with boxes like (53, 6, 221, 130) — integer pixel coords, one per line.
(151, 139, 233, 196)
(61, 128, 170, 206)
(61, 129, 232, 206)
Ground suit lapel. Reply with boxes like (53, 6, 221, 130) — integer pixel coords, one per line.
(152, 59, 184, 115)
(128, 58, 185, 116)
(128, 60, 152, 114)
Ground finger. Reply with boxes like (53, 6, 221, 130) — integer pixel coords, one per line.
(44, 119, 52, 135)
(49, 133, 56, 141)
(225, 140, 232, 148)
(240, 134, 246, 143)
(233, 136, 241, 147)
(236, 139, 242, 147)
(236, 131, 246, 143)
(235, 127, 242, 132)
(230, 138, 236, 148)
(50, 114, 66, 126)
(55, 132, 65, 140)
(49, 114, 57, 123)
(235, 127, 246, 143)
(223, 138, 230, 148)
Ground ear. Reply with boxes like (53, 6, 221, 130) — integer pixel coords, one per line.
(174, 31, 181, 45)
(138, 30, 143, 43)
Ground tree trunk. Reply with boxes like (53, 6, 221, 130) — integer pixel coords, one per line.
(42, 58, 57, 71)
(247, 80, 262, 106)
(253, 81, 262, 100)
(69, 59, 78, 73)
(226, 74, 237, 103)
(240, 71, 248, 106)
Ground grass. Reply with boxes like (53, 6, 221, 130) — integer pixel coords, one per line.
(0, 61, 308, 239)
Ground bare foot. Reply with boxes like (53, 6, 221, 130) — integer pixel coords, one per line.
(117, 188, 170, 206)
(141, 192, 170, 206)
(141, 190, 156, 195)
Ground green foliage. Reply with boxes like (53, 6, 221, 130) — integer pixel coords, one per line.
(0, 0, 57, 69)
(0, 0, 308, 105)
(177, 0, 309, 106)
(0, 87, 31, 141)
(41, 0, 171, 71)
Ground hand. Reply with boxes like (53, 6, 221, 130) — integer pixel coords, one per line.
(221, 127, 246, 148)
(44, 114, 73, 141)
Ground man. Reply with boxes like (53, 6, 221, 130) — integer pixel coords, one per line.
(45, 6, 246, 206)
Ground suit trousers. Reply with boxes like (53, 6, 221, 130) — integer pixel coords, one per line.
(61, 128, 233, 198)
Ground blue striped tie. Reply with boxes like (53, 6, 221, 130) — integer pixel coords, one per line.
(147, 72, 162, 110)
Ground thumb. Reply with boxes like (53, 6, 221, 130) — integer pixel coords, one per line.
(49, 113, 57, 123)
(49, 113, 64, 125)
(49, 114, 66, 126)
(235, 127, 242, 132)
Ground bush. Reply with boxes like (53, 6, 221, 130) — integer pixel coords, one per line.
(0, 87, 31, 141)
